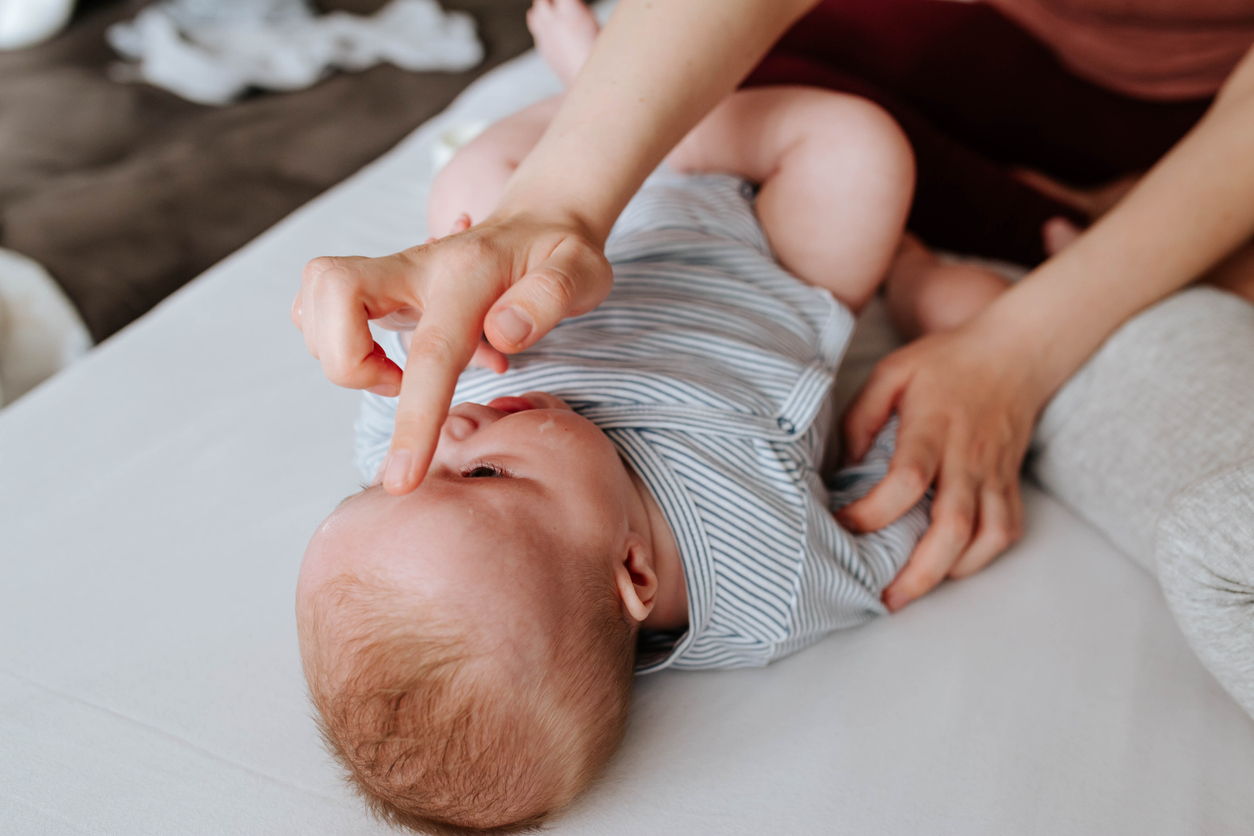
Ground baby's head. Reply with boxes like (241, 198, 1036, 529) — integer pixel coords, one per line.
(297, 393, 663, 832)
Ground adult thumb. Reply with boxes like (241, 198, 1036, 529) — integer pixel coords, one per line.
(483, 236, 612, 353)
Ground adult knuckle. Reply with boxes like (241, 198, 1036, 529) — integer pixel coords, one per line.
(897, 462, 930, 495)
(985, 522, 1014, 554)
(872, 353, 904, 380)
(534, 267, 577, 310)
(961, 462, 985, 488)
(909, 561, 948, 591)
(303, 256, 339, 283)
(410, 328, 459, 363)
(321, 265, 357, 295)
(448, 235, 493, 270)
(322, 358, 360, 387)
(549, 269, 576, 309)
(569, 253, 612, 310)
(432, 252, 487, 293)
(937, 505, 975, 535)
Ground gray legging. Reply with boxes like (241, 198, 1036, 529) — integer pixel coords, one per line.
(1032, 287, 1254, 719)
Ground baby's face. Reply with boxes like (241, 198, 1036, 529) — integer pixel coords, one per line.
(299, 392, 641, 666)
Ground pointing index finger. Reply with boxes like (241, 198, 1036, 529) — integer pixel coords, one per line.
(379, 287, 483, 495)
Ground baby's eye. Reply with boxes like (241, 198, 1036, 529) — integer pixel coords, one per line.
(463, 463, 506, 478)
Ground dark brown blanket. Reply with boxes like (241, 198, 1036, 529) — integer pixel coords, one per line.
(0, 0, 532, 341)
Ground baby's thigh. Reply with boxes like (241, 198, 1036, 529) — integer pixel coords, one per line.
(671, 87, 914, 309)
(667, 86, 912, 191)
(427, 96, 564, 236)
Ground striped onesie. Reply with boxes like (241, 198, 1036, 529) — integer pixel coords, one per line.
(357, 169, 931, 672)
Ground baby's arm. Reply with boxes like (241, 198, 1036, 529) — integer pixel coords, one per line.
(667, 86, 915, 312)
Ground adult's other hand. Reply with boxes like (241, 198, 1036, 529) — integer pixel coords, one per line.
(838, 319, 1051, 612)
(291, 212, 612, 495)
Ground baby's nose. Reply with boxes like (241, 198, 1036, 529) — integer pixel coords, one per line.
(444, 414, 477, 441)
(443, 401, 510, 440)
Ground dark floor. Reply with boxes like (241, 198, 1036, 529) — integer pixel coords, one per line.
(0, 0, 533, 341)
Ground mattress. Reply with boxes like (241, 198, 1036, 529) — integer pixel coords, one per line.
(3, 44, 1253, 836)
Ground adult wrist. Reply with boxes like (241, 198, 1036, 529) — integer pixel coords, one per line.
(961, 291, 1083, 410)
(487, 194, 610, 249)
(972, 238, 1165, 404)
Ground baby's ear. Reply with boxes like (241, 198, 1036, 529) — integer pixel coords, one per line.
(613, 538, 657, 623)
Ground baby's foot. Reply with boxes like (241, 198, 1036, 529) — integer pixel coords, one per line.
(884, 234, 1010, 338)
(527, 0, 599, 86)
(1041, 216, 1081, 256)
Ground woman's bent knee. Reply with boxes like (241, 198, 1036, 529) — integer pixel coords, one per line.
(1157, 462, 1254, 719)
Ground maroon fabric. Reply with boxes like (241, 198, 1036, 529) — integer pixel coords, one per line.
(744, 0, 1213, 265)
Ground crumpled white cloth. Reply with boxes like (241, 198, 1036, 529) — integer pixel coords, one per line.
(107, 0, 484, 106)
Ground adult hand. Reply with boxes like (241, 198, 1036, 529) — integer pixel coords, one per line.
(291, 212, 613, 494)
(837, 319, 1051, 612)
(373, 215, 512, 376)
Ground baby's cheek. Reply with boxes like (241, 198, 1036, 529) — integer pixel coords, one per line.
(533, 415, 560, 437)
(530, 413, 591, 450)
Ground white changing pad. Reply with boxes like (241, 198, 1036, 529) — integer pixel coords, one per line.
(3, 45, 1253, 836)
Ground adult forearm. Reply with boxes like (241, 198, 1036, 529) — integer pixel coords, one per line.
(976, 45, 1254, 399)
(494, 0, 819, 243)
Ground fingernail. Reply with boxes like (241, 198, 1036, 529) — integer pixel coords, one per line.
(883, 590, 907, 612)
(492, 306, 533, 346)
(383, 450, 413, 491)
(367, 383, 398, 396)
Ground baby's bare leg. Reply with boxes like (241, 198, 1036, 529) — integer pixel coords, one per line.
(527, 0, 599, 87)
(884, 199, 1252, 343)
(427, 96, 563, 238)
(667, 86, 915, 312)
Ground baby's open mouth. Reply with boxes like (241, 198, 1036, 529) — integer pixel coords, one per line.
(486, 396, 536, 414)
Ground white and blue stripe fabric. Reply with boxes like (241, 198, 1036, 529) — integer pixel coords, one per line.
(356, 169, 931, 672)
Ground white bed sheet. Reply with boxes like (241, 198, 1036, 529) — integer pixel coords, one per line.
(3, 47, 1253, 836)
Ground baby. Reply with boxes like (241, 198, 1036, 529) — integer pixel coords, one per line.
(297, 1, 1008, 832)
